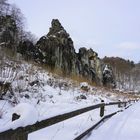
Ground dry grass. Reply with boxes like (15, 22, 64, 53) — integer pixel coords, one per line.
(4, 55, 138, 101)
(34, 63, 140, 101)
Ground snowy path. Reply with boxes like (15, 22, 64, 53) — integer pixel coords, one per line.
(28, 105, 119, 140)
(87, 102, 140, 140)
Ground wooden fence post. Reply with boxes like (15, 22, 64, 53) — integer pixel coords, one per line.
(118, 102, 121, 108)
(124, 102, 126, 107)
(0, 100, 133, 140)
(0, 114, 28, 140)
(100, 100, 104, 117)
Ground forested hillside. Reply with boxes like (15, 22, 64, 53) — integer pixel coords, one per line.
(103, 57, 140, 92)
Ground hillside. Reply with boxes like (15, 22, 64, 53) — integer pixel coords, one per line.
(103, 57, 140, 92)
(0, 1, 140, 140)
(1, 1, 139, 93)
(0, 16, 116, 88)
(0, 58, 139, 135)
(0, 0, 116, 88)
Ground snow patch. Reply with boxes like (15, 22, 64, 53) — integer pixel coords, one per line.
(0, 103, 38, 132)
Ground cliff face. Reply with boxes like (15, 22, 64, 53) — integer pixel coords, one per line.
(77, 47, 103, 84)
(36, 19, 77, 75)
(35, 19, 114, 86)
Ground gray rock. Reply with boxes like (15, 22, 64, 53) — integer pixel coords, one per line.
(76, 94, 87, 100)
(35, 19, 115, 87)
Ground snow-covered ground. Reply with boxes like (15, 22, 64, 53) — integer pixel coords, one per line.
(0, 59, 139, 140)
(87, 102, 140, 140)
(28, 105, 121, 140)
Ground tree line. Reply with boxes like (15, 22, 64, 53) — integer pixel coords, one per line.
(103, 57, 140, 93)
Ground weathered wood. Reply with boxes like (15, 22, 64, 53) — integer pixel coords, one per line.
(105, 101, 127, 106)
(74, 102, 134, 140)
(106, 101, 127, 108)
(20, 101, 128, 134)
(25, 103, 106, 134)
(0, 100, 134, 140)
(100, 100, 105, 117)
(0, 128, 28, 140)
(118, 102, 121, 108)
(0, 103, 105, 139)
(74, 112, 117, 140)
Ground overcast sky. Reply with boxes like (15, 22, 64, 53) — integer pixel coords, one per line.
(9, 0, 140, 63)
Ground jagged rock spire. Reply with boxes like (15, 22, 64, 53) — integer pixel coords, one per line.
(47, 19, 66, 36)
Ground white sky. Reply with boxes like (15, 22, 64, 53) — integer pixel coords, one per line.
(9, 0, 140, 63)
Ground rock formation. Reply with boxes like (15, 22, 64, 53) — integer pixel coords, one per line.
(17, 40, 42, 61)
(77, 47, 103, 84)
(35, 19, 115, 86)
(36, 19, 77, 75)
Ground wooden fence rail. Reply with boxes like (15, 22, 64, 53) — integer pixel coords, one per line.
(74, 111, 118, 140)
(74, 103, 133, 140)
(0, 100, 137, 140)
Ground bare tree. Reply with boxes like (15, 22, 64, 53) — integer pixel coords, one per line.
(0, 0, 10, 16)
(21, 31, 38, 44)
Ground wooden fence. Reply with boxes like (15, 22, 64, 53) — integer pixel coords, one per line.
(0, 100, 137, 140)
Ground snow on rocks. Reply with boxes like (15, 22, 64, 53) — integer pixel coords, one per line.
(103, 65, 111, 74)
(80, 82, 88, 87)
(12, 103, 38, 126)
(80, 82, 90, 92)
(0, 103, 38, 132)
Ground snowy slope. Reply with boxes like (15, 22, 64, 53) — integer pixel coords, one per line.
(0, 59, 139, 140)
(87, 102, 140, 140)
